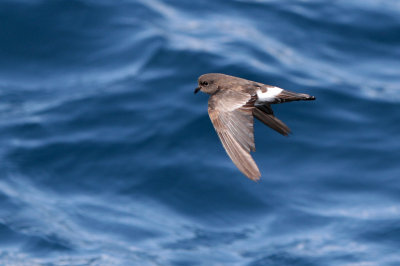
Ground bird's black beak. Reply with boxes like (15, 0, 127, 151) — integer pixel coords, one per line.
(194, 87, 200, 94)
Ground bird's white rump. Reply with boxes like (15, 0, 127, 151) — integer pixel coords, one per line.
(256, 86, 283, 102)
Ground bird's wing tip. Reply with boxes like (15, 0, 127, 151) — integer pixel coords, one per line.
(248, 175, 261, 182)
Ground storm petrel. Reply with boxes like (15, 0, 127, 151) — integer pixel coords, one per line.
(194, 73, 315, 181)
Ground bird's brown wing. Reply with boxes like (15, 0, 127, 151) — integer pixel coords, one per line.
(208, 90, 260, 181)
(253, 104, 291, 136)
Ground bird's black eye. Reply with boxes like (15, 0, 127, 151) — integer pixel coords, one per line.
(202, 81, 208, 86)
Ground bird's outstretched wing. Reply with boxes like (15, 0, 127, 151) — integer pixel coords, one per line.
(208, 89, 260, 181)
(253, 104, 291, 136)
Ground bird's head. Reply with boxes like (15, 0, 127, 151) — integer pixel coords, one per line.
(194, 73, 222, 95)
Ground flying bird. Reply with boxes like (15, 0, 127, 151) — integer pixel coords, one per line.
(194, 73, 315, 181)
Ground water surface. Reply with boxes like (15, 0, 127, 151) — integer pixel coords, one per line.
(1, 0, 400, 265)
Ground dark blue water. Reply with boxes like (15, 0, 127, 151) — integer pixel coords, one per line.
(1, 0, 400, 265)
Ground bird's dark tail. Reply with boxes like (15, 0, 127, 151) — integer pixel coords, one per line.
(274, 90, 315, 104)
(253, 105, 291, 136)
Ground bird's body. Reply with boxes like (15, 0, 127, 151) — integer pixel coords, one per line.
(195, 73, 315, 181)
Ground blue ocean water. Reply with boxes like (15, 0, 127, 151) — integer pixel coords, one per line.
(1, 0, 400, 265)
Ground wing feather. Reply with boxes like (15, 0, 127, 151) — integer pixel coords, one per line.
(208, 90, 260, 181)
(253, 105, 291, 136)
